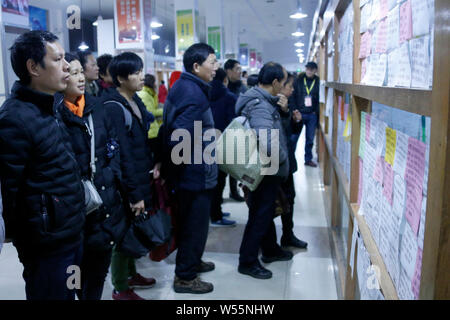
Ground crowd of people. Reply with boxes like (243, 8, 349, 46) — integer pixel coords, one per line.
(0, 30, 320, 300)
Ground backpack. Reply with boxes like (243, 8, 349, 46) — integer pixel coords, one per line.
(104, 100, 133, 132)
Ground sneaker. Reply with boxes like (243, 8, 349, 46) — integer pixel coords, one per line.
(112, 289, 145, 300)
(210, 218, 236, 227)
(128, 273, 156, 289)
(305, 161, 318, 167)
(261, 249, 293, 263)
(222, 212, 231, 217)
(194, 260, 215, 273)
(173, 276, 214, 294)
(281, 234, 308, 249)
(238, 263, 272, 279)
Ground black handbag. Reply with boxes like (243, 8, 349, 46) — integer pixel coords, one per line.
(117, 209, 172, 259)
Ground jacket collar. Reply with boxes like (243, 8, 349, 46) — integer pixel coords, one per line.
(11, 81, 57, 115)
(254, 86, 280, 106)
(180, 72, 211, 97)
(58, 94, 96, 127)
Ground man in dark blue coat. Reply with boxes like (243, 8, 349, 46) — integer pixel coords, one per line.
(0, 31, 85, 300)
(158, 43, 218, 294)
(209, 68, 237, 227)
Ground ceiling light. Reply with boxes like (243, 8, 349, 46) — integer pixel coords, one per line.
(292, 31, 304, 37)
(294, 42, 304, 47)
(78, 41, 89, 51)
(290, 3, 307, 19)
(151, 33, 160, 40)
(151, 20, 163, 28)
(296, 48, 303, 53)
(92, 15, 103, 26)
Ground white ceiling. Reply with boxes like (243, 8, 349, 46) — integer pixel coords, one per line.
(32, 0, 318, 66)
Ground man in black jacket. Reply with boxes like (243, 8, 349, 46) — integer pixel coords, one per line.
(224, 59, 247, 201)
(0, 31, 85, 300)
(291, 62, 320, 167)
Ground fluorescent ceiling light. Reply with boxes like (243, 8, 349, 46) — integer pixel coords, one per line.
(294, 42, 304, 47)
(151, 34, 160, 40)
(92, 15, 103, 26)
(296, 48, 303, 53)
(290, 11, 307, 19)
(292, 31, 304, 37)
(78, 42, 89, 51)
(151, 20, 163, 28)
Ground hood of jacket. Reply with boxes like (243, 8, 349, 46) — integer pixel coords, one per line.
(235, 86, 280, 116)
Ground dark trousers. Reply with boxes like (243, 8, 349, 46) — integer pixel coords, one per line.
(210, 170, 227, 222)
(300, 112, 318, 162)
(239, 176, 282, 267)
(76, 248, 112, 300)
(229, 176, 240, 196)
(280, 174, 296, 237)
(176, 188, 213, 280)
(17, 243, 83, 300)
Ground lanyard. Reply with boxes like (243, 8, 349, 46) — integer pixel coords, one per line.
(304, 77, 316, 96)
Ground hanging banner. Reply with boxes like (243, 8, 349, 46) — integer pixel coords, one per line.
(2, 0, 29, 26)
(249, 49, 256, 68)
(114, 0, 143, 49)
(257, 52, 263, 68)
(239, 44, 249, 67)
(177, 9, 194, 55)
(208, 26, 221, 59)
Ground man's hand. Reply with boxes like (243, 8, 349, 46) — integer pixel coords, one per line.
(130, 200, 145, 216)
(153, 163, 161, 179)
(277, 94, 289, 113)
(292, 110, 302, 122)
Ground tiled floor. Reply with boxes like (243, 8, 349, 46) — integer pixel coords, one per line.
(0, 133, 338, 300)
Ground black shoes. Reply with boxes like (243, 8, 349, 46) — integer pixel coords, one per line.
(194, 260, 215, 273)
(173, 276, 214, 294)
(238, 263, 272, 279)
(305, 161, 318, 167)
(229, 192, 245, 202)
(261, 249, 293, 263)
(281, 234, 308, 249)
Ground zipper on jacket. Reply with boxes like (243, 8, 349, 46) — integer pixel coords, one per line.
(40, 194, 49, 232)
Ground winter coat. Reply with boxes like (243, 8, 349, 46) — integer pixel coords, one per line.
(158, 84, 168, 104)
(209, 80, 237, 132)
(292, 72, 320, 114)
(139, 86, 163, 139)
(103, 88, 154, 209)
(228, 80, 247, 96)
(161, 72, 218, 191)
(235, 86, 290, 178)
(0, 81, 85, 257)
(57, 94, 127, 252)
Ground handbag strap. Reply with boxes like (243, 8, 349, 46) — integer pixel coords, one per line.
(88, 114, 96, 181)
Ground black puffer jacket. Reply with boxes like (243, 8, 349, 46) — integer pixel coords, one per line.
(103, 88, 153, 209)
(0, 81, 85, 257)
(57, 94, 127, 252)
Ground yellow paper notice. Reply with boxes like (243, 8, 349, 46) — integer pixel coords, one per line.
(343, 114, 352, 142)
(385, 127, 397, 166)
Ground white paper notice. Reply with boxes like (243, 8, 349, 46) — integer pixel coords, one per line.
(396, 42, 411, 87)
(361, 2, 372, 34)
(411, 0, 430, 37)
(387, 48, 399, 87)
(393, 173, 406, 220)
(410, 36, 430, 89)
(388, 0, 397, 10)
(387, 5, 400, 51)
(398, 267, 415, 300)
(400, 222, 418, 279)
(417, 196, 426, 249)
(378, 197, 392, 261)
(350, 217, 359, 276)
(428, 28, 434, 88)
(370, 0, 381, 27)
(371, 53, 387, 86)
(393, 130, 409, 178)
